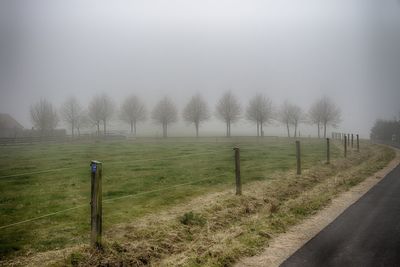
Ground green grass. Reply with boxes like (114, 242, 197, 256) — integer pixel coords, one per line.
(0, 137, 339, 258)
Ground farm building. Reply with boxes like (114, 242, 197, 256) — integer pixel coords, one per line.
(0, 113, 24, 138)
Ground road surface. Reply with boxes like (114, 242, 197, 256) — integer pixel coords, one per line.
(281, 152, 400, 267)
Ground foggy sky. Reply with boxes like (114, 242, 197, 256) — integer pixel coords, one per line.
(1, 0, 400, 137)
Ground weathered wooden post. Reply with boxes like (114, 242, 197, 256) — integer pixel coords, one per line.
(296, 140, 301, 175)
(233, 148, 241, 195)
(327, 138, 330, 164)
(351, 134, 354, 148)
(344, 136, 347, 158)
(357, 134, 360, 152)
(90, 160, 102, 249)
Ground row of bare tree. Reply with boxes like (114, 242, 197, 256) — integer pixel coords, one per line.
(29, 92, 340, 138)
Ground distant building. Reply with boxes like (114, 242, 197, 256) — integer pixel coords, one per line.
(0, 113, 24, 138)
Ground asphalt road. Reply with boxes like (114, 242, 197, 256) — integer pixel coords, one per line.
(281, 151, 400, 267)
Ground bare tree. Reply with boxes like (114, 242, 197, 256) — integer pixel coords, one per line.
(183, 94, 210, 137)
(320, 96, 341, 138)
(309, 100, 323, 138)
(215, 91, 241, 137)
(88, 96, 102, 135)
(246, 94, 274, 137)
(99, 94, 115, 135)
(88, 94, 115, 135)
(290, 104, 303, 138)
(30, 99, 58, 135)
(120, 95, 146, 135)
(60, 96, 82, 137)
(309, 97, 341, 138)
(277, 101, 303, 138)
(152, 97, 178, 138)
(278, 101, 293, 138)
(75, 110, 90, 136)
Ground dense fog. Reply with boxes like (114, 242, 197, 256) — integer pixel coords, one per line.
(1, 0, 400, 138)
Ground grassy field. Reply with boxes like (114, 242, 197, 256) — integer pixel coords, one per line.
(0, 137, 339, 259)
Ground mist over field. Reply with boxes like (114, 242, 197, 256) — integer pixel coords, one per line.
(2, 2, 400, 266)
(1, 0, 400, 137)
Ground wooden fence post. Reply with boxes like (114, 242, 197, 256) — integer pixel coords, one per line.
(344, 136, 347, 158)
(90, 160, 102, 249)
(357, 134, 360, 152)
(351, 134, 354, 148)
(233, 148, 241, 195)
(296, 140, 301, 175)
(327, 138, 330, 164)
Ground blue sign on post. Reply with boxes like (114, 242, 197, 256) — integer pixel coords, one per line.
(91, 163, 97, 173)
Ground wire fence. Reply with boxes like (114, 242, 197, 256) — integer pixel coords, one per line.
(0, 149, 233, 181)
(0, 175, 221, 230)
(0, 148, 236, 229)
(0, 136, 355, 255)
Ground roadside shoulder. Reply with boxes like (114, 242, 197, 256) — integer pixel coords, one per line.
(236, 146, 400, 267)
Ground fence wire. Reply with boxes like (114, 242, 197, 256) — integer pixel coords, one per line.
(0, 149, 233, 181)
(1, 142, 322, 230)
(0, 173, 224, 230)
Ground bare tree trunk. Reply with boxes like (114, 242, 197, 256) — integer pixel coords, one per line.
(294, 122, 297, 138)
(103, 120, 106, 135)
(324, 122, 327, 138)
(257, 121, 259, 137)
(96, 123, 100, 136)
(228, 121, 231, 137)
(226, 122, 229, 137)
(134, 120, 137, 136)
(162, 123, 165, 138)
(286, 122, 290, 138)
(130, 120, 133, 134)
(71, 124, 74, 137)
(163, 122, 167, 138)
(195, 122, 199, 138)
(260, 122, 263, 137)
(317, 122, 320, 138)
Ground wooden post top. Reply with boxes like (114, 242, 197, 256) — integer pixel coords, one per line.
(90, 161, 102, 173)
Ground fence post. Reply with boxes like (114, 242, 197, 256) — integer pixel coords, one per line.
(90, 160, 102, 249)
(327, 138, 330, 164)
(357, 134, 360, 152)
(233, 148, 241, 195)
(296, 140, 301, 175)
(351, 134, 354, 148)
(344, 135, 347, 158)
